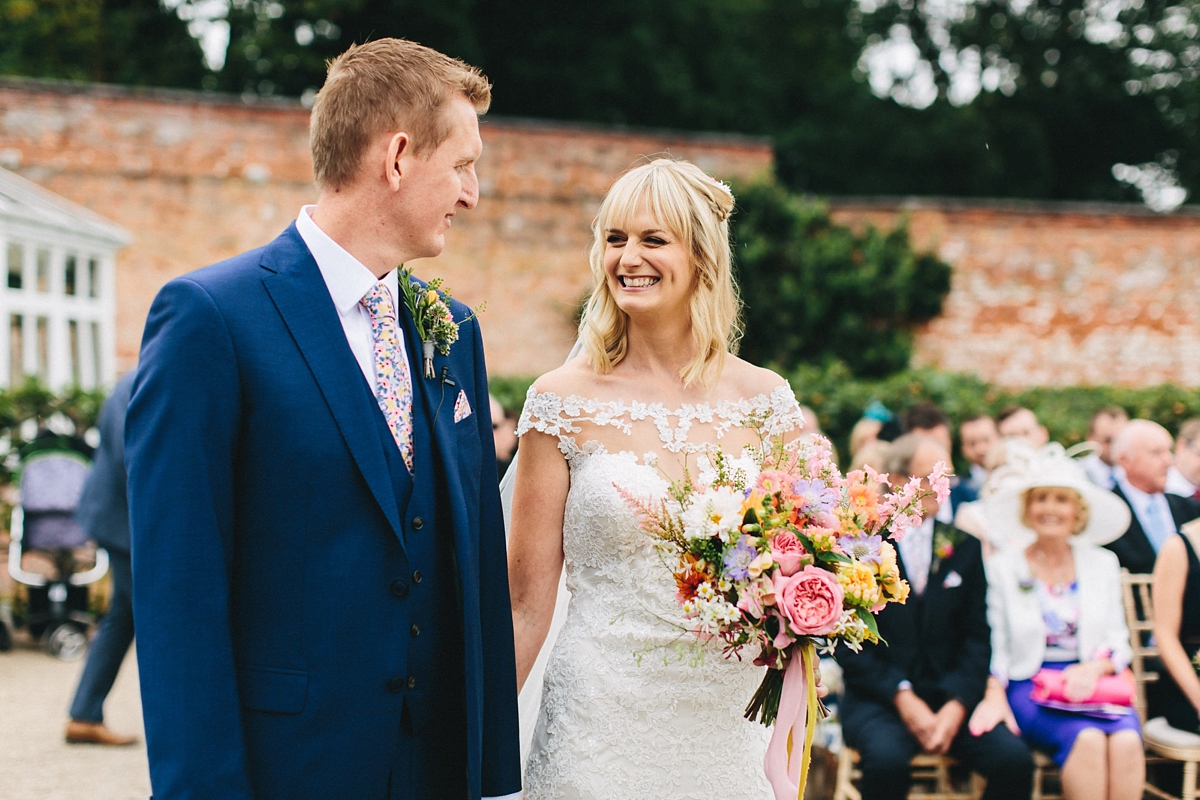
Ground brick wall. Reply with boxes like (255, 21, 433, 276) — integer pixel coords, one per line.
(0, 78, 773, 378)
(831, 199, 1200, 387)
(5, 78, 1200, 388)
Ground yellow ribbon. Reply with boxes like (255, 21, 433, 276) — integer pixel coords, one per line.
(785, 641, 819, 800)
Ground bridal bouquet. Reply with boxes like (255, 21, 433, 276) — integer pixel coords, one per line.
(619, 422, 949, 800)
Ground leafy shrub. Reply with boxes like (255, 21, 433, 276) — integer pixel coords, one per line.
(731, 181, 952, 378)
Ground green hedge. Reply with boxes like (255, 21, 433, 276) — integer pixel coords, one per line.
(492, 362, 1200, 469)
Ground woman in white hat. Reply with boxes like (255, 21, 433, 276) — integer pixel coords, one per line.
(967, 447, 1144, 800)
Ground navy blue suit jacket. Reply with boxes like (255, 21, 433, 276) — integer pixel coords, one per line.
(77, 371, 134, 554)
(126, 225, 521, 799)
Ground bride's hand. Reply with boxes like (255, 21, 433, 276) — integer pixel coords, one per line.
(755, 646, 829, 698)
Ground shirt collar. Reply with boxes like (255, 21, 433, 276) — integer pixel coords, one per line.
(1117, 472, 1159, 513)
(296, 205, 399, 312)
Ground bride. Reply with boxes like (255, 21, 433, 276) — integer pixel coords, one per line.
(506, 158, 806, 799)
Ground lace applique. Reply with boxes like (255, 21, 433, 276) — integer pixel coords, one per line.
(516, 383, 804, 461)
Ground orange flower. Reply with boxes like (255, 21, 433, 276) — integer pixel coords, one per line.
(848, 484, 880, 524)
(675, 554, 710, 602)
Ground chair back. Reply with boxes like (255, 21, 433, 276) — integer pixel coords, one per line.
(1121, 568, 1158, 724)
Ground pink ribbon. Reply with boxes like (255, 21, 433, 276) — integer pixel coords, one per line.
(762, 646, 812, 800)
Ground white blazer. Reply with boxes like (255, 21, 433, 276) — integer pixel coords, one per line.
(985, 542, 1132, 683)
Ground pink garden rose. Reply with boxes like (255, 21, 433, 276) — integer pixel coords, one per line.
(769, 531, 806, 576)
(774, 565, 844, 636)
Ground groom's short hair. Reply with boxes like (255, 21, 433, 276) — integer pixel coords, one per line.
(310, 38, 492, 190)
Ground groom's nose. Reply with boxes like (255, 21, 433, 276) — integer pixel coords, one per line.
(458, 165, 479, 210)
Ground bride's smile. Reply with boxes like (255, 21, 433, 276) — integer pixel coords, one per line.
(604, 209, 693, 319)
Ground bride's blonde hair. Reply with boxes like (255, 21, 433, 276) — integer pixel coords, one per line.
(579, 158, 743, 388)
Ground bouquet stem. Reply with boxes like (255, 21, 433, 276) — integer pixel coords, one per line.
(745, 667, 785, 726)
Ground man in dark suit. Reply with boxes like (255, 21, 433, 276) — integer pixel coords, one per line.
(838, 434, 1033, 800)
(65, 371, 137, 746)
(1108, 418, 1200, 575)
(126, 40, 520, 800)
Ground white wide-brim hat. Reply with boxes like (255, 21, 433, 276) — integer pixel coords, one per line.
(983, 444, 1131, 549)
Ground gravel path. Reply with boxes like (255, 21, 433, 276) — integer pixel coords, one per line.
(0, 634, 150, 800)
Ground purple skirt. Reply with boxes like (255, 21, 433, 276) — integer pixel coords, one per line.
(1007, 661, 1142, 766)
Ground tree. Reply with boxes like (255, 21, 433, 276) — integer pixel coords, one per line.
(845, 0, 1200, 204)
(0, 0, 209, 87)
(732, 180, 952, 377)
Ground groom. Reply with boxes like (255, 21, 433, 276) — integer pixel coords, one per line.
(126, 40, 521, 800)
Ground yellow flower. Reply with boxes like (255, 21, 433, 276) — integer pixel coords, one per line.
(838, 561, 883, 608)
(882, 573, 910, 604)
(424, 289, 440, 306)
(873, 541, 898, 577)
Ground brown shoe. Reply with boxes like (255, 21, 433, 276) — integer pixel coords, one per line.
(65, 720, 138, 746)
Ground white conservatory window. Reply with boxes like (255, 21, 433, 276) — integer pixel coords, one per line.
(0, 168, 125, 392)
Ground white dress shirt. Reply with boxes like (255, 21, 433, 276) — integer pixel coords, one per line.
(296, 208, 521, 800)
(1081, 453, 1118, 490)
(899, 517, 935, 596)
(1116, 473, 1178, 553)
(295, 205, 406, 394)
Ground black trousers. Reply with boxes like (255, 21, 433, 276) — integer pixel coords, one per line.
(842, 697, 1034, 800)
(69, 550, 134, 723)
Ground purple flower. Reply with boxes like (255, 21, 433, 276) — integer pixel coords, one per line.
(723, 535, 760, 582)
(793, 478, 837, 514)
(838, 534, 884, 565)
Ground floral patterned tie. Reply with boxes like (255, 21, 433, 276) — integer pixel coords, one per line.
(361, 283, 414, 473)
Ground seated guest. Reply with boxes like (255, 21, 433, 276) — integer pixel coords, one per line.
(902, 401, 953, 454)
(1081, 407, 1128, 490)
(838, 434, 1034, 800)
(850, 417, 883, 462)
(1166, 418, 1200, 499)
(904, 401, 977, 517)
(997, 406, 1050, 447)
(971, 449, 1144, 800)
(960, 414, 999, 495)
(1152, 518, 1200, 734)
(1108, 419, 1200, 575)
(489, 395, 518, 479)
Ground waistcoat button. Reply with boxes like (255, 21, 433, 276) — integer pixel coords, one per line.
(412, 571, 423, 584)
(412, 517, 424, 530)
(407, 676, 417, 690)
(411, 624, 420, 637)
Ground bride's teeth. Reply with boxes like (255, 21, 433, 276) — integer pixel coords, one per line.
(622, 276, 658, 288)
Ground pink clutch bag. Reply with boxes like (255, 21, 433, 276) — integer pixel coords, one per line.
(1031, 668, 1135, 707)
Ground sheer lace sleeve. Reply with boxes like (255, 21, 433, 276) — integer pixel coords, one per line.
(762, 383, 806, 437)
(515, 387, 585, 458)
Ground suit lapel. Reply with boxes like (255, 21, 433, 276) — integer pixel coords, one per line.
(1112, 484, 1155, 563)
(260, 225, 404, 547)
(396, 273, 471, 564)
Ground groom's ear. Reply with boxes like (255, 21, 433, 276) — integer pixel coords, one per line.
(385, 131, 411, 191)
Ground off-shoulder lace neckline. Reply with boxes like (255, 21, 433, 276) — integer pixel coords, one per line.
(521, 383, 796, 418)
(516, 383, 803, 459)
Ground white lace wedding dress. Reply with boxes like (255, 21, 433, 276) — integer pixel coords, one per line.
(516, 385, 804, 800)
